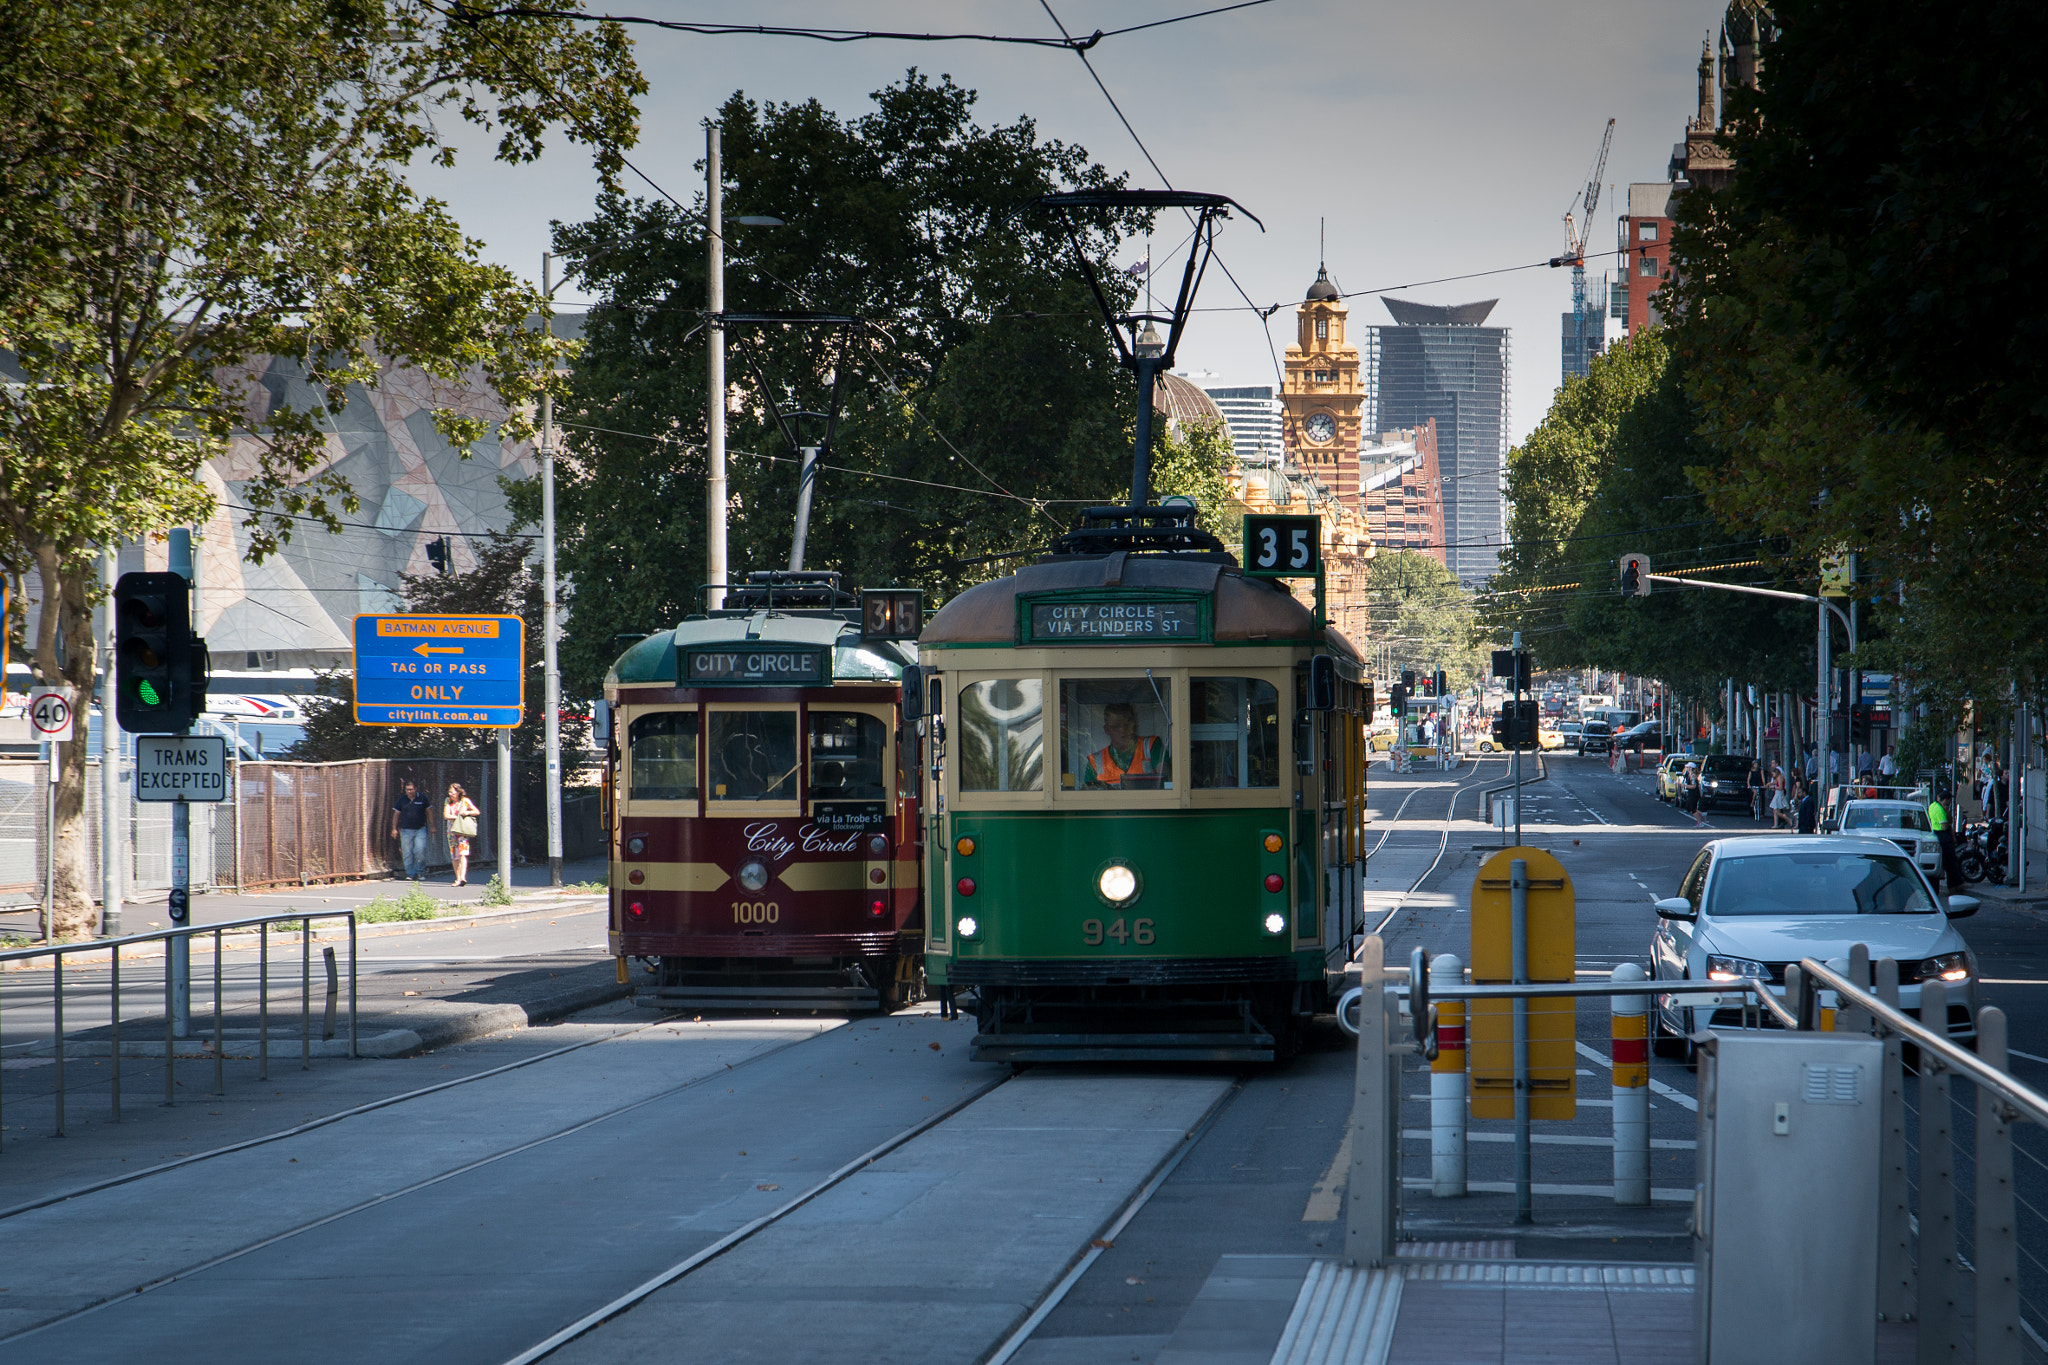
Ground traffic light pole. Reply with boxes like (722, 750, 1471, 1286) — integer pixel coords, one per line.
(168, 530, 193, 1039)
(1512, 632, 1523, 847)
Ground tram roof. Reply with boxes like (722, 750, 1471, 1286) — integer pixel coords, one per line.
(920, 554, 1361, 659)
(607, 611, 916, 687)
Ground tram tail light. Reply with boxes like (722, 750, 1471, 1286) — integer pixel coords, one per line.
(868, 897, 888, 916)
(1264, 873, 1284, 893)
(628, 869, 645, 885)
(627, 900, 646, 920)
(869, 867, 887, 884)
(956, 877, 976, 897)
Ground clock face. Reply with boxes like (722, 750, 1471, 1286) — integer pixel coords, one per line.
(1305, 412, 1336, 445)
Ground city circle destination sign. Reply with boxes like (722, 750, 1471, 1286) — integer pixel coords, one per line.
(353, 614, 524, 728)
(1027, 600, 1201, 642)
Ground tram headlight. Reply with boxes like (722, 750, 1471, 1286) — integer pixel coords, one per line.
(1263, 912, 1286, 936)
(957, 915, 980, 939)
(737, 860, 770, 892)
(626, 834, 648, 857)
(1098, 864, 1138, 904)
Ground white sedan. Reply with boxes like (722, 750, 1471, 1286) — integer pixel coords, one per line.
(1827, 798, 1944, 885)
(1649, 835, 1979, 1061)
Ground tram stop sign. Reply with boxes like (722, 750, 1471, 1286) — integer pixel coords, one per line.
(1468, 846, 1577, 1120)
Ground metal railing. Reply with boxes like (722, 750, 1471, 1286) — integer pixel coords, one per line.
(0, 911, 358, 1149)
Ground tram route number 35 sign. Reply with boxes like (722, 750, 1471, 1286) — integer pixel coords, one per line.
(135, 734, 230, 803)
(1242, 514, 1322, 578)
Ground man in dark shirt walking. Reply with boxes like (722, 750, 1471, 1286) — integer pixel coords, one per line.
(390, 779, 430, 881)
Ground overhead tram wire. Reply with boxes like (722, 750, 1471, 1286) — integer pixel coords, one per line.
(1035, 0, 1286, 390)
(454, 2, 1274, 49)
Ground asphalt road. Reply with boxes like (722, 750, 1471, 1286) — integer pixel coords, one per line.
(3, 752, 2045, 1362)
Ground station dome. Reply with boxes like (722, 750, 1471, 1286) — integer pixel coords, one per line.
(1305, 265, 1340, 302)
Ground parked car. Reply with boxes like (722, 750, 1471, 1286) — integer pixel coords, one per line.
(1656, 753, 1691, 802)
(1650, 836, 1979, 1062)
(1579, 719, 1614, 756)
(1825, 798, 1944, 887)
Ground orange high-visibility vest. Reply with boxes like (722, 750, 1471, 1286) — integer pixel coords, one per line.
(1090, 737, 1162, 784)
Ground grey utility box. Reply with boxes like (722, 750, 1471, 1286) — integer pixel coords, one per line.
(1694, 1031, 1882, 1364)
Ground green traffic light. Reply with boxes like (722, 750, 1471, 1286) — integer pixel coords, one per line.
(138, 679, 163, 706)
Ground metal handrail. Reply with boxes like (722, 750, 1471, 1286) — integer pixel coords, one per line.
(1341, 974, 1799, 1034)
(1801, 955, 2048, 1130)
(0, 910, 356, 966)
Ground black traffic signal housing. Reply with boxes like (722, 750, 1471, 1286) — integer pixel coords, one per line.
(114, 571, 191, 731)
(425, 537, 451, 575)
(1850, 703, 1870, 746)
(1492, 699, 1539, 749)
(1389, 683, 1407, 719)
(1434, 668, 1448, 697)
(1619, 552, 1650, 598)
(1401, 669, 1415, 693)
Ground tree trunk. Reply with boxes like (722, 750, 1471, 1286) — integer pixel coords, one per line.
(35, 548, 102, 940)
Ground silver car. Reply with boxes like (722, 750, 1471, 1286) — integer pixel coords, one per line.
(1826, 798, 1943, 885)
(1649, 835, 1979, 1059)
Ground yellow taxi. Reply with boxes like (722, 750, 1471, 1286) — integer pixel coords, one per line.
(1536, 724, 1567, 752)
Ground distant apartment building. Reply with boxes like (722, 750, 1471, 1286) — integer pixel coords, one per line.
(1368, 298, 1509, 584)
(1358, 422, 1446, 568)
(1619, 182, 1676, 336)
(1201, 384, 1284, 466)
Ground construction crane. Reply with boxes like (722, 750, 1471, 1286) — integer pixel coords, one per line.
(1552, 117, 1614, 382)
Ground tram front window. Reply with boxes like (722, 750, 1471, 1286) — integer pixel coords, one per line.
(810, 711, 888, 800)
(1061, 678, 1172, 790)
(1190, 678, 1279, 789)
(707, 710, 798, 802)
(959, 678, 1043, 792)
(629, 710, 699, 802)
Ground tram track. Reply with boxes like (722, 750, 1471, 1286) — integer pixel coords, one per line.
(1365, 754, 1508, 936)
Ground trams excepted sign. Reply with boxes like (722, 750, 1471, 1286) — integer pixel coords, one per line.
(135, 734, 230, 802)
(353, 614, 524, 728)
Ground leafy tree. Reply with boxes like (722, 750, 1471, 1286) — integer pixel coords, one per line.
(521, 72, 1149, 697)
(0, 1, 640, 935)
(1669, 0, 2048, 717)
(1149, 417, 1239, 545)
(1362, 550, 1485, 690)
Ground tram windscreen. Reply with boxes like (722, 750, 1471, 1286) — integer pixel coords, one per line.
(1061, 677, 1173, 791)
(628, 711, 698, 802)
(1190, 677, 1280, 788)
(810, 712, 888, 800)
(707, 710, 798, 802)
(958, 678, 1043, 792)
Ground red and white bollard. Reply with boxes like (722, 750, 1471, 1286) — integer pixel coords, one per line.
(1431, 952, 1467, 1198)
(1611, 962, 1650, 1206)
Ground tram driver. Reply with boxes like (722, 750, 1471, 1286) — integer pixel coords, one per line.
(1084, 701, 1170, 789)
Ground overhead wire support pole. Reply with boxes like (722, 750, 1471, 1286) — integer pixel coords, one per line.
(541, 252, 563, 888)
(705, 122, 728, 613)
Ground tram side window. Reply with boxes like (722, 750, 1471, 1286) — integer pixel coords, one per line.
(1060, 677, 1172, 791)
(1190, 678, 1280, 789)
(810, 712, 888, 800)
(958, 678, 1044, 792)
(707, 711, 798, 802)
(629, 711, 699, 802)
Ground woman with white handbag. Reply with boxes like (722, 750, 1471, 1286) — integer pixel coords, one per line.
(443, 782, 482, 886)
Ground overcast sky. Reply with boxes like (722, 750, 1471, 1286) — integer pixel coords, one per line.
(416, 0, 1730, 447)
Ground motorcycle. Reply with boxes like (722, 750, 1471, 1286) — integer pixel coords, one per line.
(1957, 818, 2008, 885)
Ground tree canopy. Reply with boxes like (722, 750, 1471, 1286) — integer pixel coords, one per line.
(522, 72, 1155, 697)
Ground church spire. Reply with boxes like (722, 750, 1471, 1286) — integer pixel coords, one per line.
(1694, 40, 1716, 130)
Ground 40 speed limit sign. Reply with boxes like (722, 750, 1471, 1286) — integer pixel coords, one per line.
(1242, 514, 1322, 578)
(28, 686, 75, 742)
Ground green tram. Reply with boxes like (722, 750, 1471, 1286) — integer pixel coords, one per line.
(909, 510, 1372, 1062)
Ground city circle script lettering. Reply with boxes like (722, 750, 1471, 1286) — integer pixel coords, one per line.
(686, 650, 824, 684)
(1030, 601, 1199, 641)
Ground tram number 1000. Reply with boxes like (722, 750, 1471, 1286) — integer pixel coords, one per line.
(1081, 917, 1154, 946)
(733, 901, 781, 924)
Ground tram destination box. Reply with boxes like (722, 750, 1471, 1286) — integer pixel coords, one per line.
(812, 800, 887, 832)
(682, 647, 825, 685)
(1026, 600, 1201, 642)
(134, 734, 230, 802)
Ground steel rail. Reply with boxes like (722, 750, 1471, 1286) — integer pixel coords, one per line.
(1367, 754, 1508, 936)
(1802, 956, 2048, 1129)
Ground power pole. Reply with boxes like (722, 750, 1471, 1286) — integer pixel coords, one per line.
(100, 547, 122, 936)
(167, 530, 192, 1037)
(541, 252, 563, 888)
(705, 122, 728, 612)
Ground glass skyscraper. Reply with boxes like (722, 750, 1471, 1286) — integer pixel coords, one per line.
(1369, 298, 1510, 584)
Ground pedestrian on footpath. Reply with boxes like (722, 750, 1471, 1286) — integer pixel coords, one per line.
(391, 779, 430, 881)
(1879, 748, 1898, 780)
(1797, 779, 1818, 834)
(1747, 759, 1765, 822)
(444, 782, 481, 886)
(1769, 763, 1790, 829)
(1681, 762, 1703, 826)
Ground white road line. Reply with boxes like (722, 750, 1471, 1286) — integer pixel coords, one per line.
(1576, 1039, 1698, 1112)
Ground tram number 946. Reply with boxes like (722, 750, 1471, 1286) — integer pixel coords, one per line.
(1082, 917, 1154, 946)
(733, 901, 780, 924)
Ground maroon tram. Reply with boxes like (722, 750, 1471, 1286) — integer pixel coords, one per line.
(604, 572, 926, 1010)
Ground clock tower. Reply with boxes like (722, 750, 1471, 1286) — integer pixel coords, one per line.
(1281, 264, 1367, 507)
